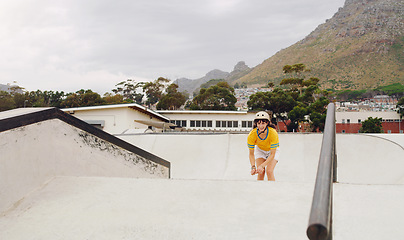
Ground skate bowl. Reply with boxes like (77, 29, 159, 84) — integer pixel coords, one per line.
(0, 107, 404, 239)
(117, 132, 404, 184)
(0, 108, 170, 214)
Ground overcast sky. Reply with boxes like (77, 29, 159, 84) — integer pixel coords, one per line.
(0, 0, 345, 94)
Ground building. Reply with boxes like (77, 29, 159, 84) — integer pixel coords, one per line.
(62, 103, 289, 134)
(156, 110, 256, 132)
(336, 111, 403, 133)
(62, 103, 403, 134)
(62, 103, 170, 134)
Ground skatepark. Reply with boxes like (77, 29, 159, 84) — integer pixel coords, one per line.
(0, 107, 403, 239)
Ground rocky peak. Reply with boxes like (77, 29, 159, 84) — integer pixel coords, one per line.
(232, 61, 250, 73)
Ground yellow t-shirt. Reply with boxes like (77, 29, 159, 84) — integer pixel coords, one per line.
(247, 127, 279, 151)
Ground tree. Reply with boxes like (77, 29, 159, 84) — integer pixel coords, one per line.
(287, 105, 308, 132)
(112, 79, 144, 104)
(397, 97, 404, 117)
(267, 88, 296, 125)
(190, 82, 237, 110)
(0, 91, 15, 111)
(360, 117, 383, 133)
(247, 91, 271, 111)
(21, 90, 65, 108)
(248, 88, 297, 128)
(280, 64, 316, 95)
(61, 89, 104, 108)
(143, 77, 170, 107)
(103, 93, 125, 105)
(157, 83, 187, 110)
(309, 111, 327, 132)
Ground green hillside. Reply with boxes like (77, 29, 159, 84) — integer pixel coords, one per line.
(234, 0, 404, 91)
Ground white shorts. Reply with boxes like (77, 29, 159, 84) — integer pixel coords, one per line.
(254, 146, 280, 162)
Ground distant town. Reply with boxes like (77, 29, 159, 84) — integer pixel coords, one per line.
(234, 87, 401, 113)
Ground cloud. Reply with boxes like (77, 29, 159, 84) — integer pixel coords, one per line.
(0, 0, 345, 94)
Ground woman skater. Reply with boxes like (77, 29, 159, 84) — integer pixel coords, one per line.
(247, 111, 280, 181)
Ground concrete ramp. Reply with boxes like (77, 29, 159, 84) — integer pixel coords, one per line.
(336, 134, 404, 184)
(117, 133, 324, 182)
(1, 109, 404, 240)
(0, 108, 170, 214)
(0, 176, 315, 240)
(334, 134, 404, 239)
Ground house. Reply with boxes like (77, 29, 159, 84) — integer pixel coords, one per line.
(62, 103, 170, 134)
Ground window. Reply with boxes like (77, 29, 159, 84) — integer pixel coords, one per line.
(233, 121, 238, 128)
(242, 121, 253, 128)
(216, 121, 221, 128)
(190, 120, 213, 128)
(171, 120, 187, 127)
(388, 130, 392, 134)
(342, 119, 345, 124)
(227, 121, 232, 128)
(342, 130, 345, 133)
(358, 119, 361, 123)
(347, 119, 350, 124)
(222, 121, 227, 128)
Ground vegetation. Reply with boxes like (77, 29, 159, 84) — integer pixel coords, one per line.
(233, 1, 404, 91)
(112, 79, 144, 104)
(248, 64, 329, 132)
(143, 77, 170, 107)
(0, 77, 181, 111)
(156, 83, 187, 110)
(360, 117, 383, 133)
(189, 82, 237, 110)
(397, 97, 404, 117)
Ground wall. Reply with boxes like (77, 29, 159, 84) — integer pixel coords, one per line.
(0, 119, 169, 214)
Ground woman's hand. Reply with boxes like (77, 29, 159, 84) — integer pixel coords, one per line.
(257, 166, 265, 174)
(250, 166, 257, 175)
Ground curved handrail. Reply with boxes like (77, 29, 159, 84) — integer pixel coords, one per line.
(307, 103, 337, 240)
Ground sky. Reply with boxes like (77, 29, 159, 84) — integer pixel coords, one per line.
(0, 0, 346, 94)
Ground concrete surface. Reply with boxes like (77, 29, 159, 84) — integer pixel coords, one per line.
(334, 183, 404, 240)
(0, 177, 314, 240)
(117, 133, 324, 182)
(0, 118, 169, 214)
(0, 116, 403, 240)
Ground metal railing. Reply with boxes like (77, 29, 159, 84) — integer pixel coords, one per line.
(307, 103, 337, 240)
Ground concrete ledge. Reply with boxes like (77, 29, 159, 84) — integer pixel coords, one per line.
(0, 108, 170, 168)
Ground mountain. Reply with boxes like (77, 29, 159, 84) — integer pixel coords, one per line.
(174, 61, 251, 95)
(0, 84, 23, 93)
(234, 0, 404, 90)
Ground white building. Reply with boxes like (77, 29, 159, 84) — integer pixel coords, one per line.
(62, 103, 170, 134)
(157, 110, 256, 132)
(336, 111, 401, 124)
(62, 104, 259, 134)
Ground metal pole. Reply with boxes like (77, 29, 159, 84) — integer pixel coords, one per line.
(307, 103, 336, 240)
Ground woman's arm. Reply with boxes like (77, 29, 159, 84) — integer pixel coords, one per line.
(257, 149, 276, 174)
(249, 148, 257, 175)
